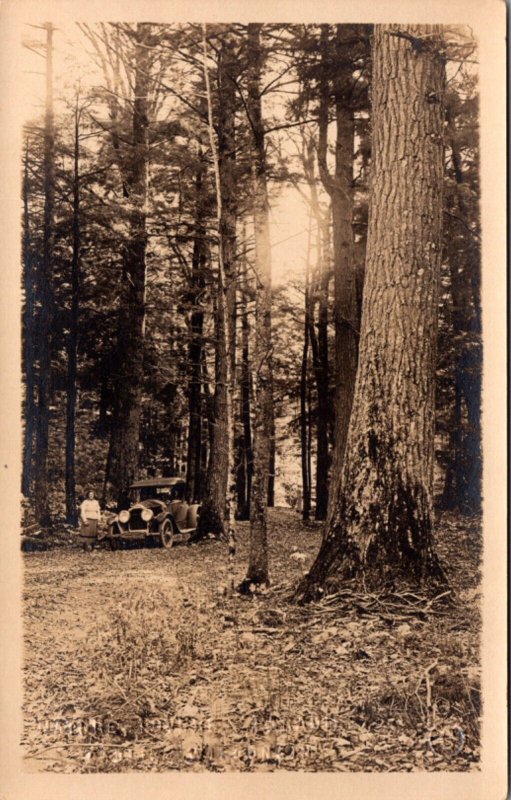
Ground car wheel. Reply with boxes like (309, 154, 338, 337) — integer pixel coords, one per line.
(160, 519, 174, 549)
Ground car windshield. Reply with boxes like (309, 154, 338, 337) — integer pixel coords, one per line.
(137, 485, 172, 502)
(129, 481, 186, 503)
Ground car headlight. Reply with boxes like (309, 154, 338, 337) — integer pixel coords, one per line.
(141, 508, 153, 522)
(118, 510, 130, 523)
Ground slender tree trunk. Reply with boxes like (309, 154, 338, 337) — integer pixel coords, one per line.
(302, 136, 331, 521)
(240, 23, 273, 589)
(235, 428, 247, 516)
(196, 32, 238, 538)
(196, 266, 229, 533)
(313, 221, 331, 521)
(22, 144, 36, 498)
(201, 348, 214, 484)
(296, 24, 447, 601)
(300, 211, 313, 521)
(65, 99, 81, 525)
(307, 381, 313, 513)
(186, 153, 207, 503)
(106, 24, 151, 509)
(34, 23, 55, 527)
(299, 339, 310, 521)
(237, 240, 253, 519)
(317, 25, 359, 526)
(267, 410, 276, 507)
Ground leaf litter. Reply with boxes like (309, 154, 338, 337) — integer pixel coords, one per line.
(22, 509, 481, 773)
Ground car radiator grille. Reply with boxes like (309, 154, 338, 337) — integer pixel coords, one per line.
(128, 510, 147, 531)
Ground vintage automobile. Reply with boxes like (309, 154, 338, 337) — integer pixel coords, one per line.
(105, 477, 200, 550)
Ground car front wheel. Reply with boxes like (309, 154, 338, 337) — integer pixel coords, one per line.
(160, 519, 174, 549)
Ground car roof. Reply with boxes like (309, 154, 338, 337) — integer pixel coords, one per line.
(130, 477, 185, 489)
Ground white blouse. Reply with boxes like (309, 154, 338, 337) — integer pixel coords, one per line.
(80, 499, 101, 520)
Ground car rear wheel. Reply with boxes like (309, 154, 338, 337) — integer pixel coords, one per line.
(160, 519, 174, 549)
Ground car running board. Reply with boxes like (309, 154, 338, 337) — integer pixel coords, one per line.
(175, 527, 195, 535)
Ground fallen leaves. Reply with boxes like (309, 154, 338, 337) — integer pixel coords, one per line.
(22, 508, 481, 773)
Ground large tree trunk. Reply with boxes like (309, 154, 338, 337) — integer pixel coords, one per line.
(65, 99, 81, 526)
(186, 153, 207, 503)
(296, 24, 447, 601)
(106, 24, 151, 509)
(196, 33, 238, 538)
(33, 23, 55, 527)
(240, 23, 273, 589)
(317, 24, 359, 526)
(22, 144, 36, 498)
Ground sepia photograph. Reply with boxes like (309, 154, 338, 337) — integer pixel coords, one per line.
(0, 0, 506, 795)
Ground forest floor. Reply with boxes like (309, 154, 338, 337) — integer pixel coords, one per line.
(22, 508, 481, 773)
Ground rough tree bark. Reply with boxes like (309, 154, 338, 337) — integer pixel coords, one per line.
(240, 23, 273, 589)
(106, 24, 151, 509)
(65, 95, 81, 525)
(33, 23, 55, 527)
(296, 24, 447, 601)
(196, 31, 238, 538)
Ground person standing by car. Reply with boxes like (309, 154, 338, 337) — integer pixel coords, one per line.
(79, 490, 101, 552)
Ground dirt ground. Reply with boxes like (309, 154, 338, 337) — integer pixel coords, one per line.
(22, 508, 481, 773)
